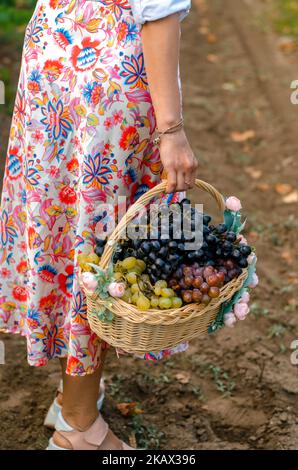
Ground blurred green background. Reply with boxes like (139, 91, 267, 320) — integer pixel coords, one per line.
(0, 0, 35, 114)
(0, 0, 35, 42)
(275, 0, 298, 36)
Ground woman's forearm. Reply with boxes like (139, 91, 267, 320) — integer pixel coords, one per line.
(141, 13, 182, 130)
(140, 12, 198, 193)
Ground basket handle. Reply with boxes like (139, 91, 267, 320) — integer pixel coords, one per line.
(99, 179, 225, 270)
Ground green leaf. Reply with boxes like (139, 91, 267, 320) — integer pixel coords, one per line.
(238, 218, 247, 233)
(97, 307, 114, 323)
(224, 209, 234, 231)
(84, 261, 116, 322)
(231, 212, 241, 233)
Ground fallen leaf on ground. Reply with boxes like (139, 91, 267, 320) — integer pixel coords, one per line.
(275, 183, 292, 195)
(207, 33, 217, 44)
(230, 130, 255, 142)
(282, 191, 298, 204)
(256, 183, 270, 191)
(278, 38, 298, 54)
(116, 402, 143, 417)
(175, 372, 191, 384)
(222, 82, 236, 92)
(288, 273, 298, 284)
(129, 433, 137, 448)
(245, 167, 262, 179)
(281, 250, 294, 264)
(207, 54, 220, 63)
(198, 26, 209, 35)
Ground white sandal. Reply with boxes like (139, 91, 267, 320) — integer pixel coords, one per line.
(44, 378, 105, 430)
(46, 410, 134, 450)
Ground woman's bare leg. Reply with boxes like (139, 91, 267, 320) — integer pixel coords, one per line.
(53, 348, 124, 449)
(57, 351, 106, 409)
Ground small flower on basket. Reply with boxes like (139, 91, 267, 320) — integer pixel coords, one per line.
(225, 196, 242, 212)
(249, 272, 259, 289)
(234, 301, 250, 320)
(240, 291, 250, 303)
(237, 234, 248, 245)
(224, 311, 237, 328)
(107, 281, 126, 298)
(247, 252, 257, 265)
(224, 196, 246, 235)
(224, 295, 250, 327)
(208, 195, 258, 334)
(80, 272, 98, 294)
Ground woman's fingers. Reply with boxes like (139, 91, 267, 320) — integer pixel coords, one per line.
(166, 168, 177, 193)
(183, 159, 196, 189)
(177, 171, 187, 192)
(165, 158, 198, 193)
(189, 156, 199, 187)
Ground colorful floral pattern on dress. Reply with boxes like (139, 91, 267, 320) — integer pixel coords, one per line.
(0, 0, 188, 375)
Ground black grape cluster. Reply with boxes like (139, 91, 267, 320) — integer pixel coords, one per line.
(110, 198, 252, 286)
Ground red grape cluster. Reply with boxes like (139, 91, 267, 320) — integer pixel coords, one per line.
(168, 264, 225, 305)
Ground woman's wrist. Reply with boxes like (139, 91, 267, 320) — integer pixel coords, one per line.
(154, 118, 184, 145)
(156, 115, 183, 133)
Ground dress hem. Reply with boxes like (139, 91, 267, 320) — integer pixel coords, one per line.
(0, 324, 101, 376)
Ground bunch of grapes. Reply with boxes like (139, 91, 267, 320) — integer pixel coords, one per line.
(199, 216, 252, 273)
(114, 257, 182, 310)
(169, 264, 224, 305)
(113, 198, 198, 283)
(113, 198, 252, 287)
(125, 278, 183, 311)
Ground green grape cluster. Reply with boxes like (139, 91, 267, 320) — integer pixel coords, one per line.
(114, 257, 183, 310)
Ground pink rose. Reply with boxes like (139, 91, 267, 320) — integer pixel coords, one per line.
(234, 301, 249, 320)
(224, 312, 237, 327)
(81, 272, 98, 293)
(226, 196, 242, 212)
(249, 273, 259, 289)
(247, 252, 256, 265)
(240, 291, 250, 303)
(237, 234, 248, 245)
(108, 281, 126, 298)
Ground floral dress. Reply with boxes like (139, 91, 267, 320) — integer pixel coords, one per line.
(0, 0, 188, 376)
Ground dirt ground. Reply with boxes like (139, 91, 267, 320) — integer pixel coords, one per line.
(1, 0, 298, 450)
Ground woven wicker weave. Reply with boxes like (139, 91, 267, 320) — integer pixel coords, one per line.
(80, 179, 248, 353)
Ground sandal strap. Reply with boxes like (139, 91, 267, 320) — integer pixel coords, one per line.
(83, 414, 109, 447)
(56, 413, 109, 450)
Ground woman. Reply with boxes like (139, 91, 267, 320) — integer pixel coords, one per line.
(0, 0, 197, 450)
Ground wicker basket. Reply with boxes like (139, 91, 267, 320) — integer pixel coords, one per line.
(80, 179, 248, 354)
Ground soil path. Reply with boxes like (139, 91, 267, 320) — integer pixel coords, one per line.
(1, 0, 298, 450)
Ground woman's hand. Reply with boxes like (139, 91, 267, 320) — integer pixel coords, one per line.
(159, 129, 198, 193)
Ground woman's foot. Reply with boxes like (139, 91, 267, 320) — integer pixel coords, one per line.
(47, 411, 134, 450)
